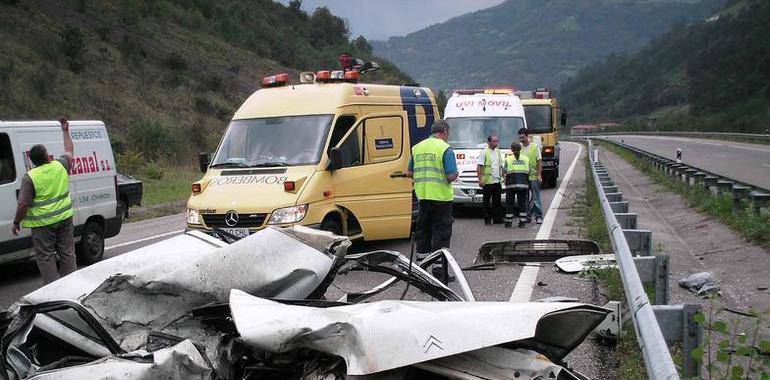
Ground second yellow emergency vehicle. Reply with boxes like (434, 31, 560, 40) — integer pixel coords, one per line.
(516, 88, 567, 188)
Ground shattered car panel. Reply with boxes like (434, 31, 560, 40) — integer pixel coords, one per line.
(230, 289, 609, 376)
(2, 231, 612, 379)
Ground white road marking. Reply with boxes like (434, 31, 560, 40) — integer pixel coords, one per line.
(105, 229, 185, 250)
(509, 142, 584, 302)
(536, 142, 583, 240)
(509, 265, 542, 302)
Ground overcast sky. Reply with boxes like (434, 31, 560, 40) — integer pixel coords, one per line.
(276, 0, 504, 40)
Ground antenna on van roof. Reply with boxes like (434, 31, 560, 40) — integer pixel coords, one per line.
(339, 54, 380, 74)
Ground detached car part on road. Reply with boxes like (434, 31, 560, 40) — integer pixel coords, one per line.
(1, 227, 609, 379)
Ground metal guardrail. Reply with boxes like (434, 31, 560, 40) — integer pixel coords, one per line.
(595, 138, 770, 211)
(587, 140, 681, 380)
(574, 131, 770, 143)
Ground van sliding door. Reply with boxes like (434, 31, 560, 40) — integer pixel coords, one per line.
(0, 132, 33, 261)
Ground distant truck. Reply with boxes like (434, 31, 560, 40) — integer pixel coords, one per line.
(516, 88, 567, 188)
(117, 172, 143, 219)
(443, 88, 527, 206)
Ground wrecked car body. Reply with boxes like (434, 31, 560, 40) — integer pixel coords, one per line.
(1, 228, 610, 379)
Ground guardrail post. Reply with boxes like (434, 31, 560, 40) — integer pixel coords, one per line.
(602, 185, 619, 193)
(623, 229, 652, 256)
(751, 191, 770, 213)
(605, 192, 623, 202)
(600, 179, 615, 187)
(704, 176, 718, 193)
(716, 180, 733, 195)
(684, 169, 697, 185)
(615, 213, 637, 229)
(610, 201, 629, 213)
(654, 255, 669, 305)
(652, 304, 703, 379)
(693, 172, 706, 186)
(732, 186, 751, 211)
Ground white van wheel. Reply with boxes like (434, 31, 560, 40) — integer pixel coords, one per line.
(77, 221, 105, 264)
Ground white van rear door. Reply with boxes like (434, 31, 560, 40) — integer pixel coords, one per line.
(65, 123, 117, 224)
(0, 128, 33, 262)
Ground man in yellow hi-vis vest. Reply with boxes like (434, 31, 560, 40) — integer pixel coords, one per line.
(12, 118, 77, 284)
(476, 134, 504, 226)
(407, 120, 458, 281)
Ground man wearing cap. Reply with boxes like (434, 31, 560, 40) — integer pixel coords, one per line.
(407, 119, 458, 280)
(12, 118, 77, 285)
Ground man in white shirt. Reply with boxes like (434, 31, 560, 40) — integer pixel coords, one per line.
(476, 134, 504, 225)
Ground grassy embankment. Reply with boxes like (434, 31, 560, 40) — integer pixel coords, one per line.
(598, 142, 770, 245)
(126, 166, 201, 221)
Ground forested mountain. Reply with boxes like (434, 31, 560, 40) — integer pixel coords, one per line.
(372, 0, 724, 92)
(561, 0, 770, 132)
(0, 0, 410, 165)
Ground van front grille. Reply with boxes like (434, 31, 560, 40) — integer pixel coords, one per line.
(202, 213, 267, 228)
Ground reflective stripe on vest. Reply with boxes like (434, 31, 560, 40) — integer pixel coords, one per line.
(481, 147, 503, 185)
(505, 154, 530, 189)
(412, 137, 453, 201)
(22, 160, 74, 228)
(524, 143, 539, 180)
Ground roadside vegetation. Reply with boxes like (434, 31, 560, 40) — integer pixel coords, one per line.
(599, 142, 770, 245)
(0, 0, 412, 178)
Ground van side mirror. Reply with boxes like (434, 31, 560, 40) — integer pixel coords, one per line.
(198, 152, 211, 173)
(329, 147, 342, 171)
(560, 111, 568, 127)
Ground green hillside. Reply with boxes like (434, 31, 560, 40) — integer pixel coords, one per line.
(561, 0, 770, 132)
(0, 0, 412, 170)
(372, 0, 723, 92)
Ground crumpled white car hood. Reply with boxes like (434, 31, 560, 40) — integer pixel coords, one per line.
(229, 289, 608, 375)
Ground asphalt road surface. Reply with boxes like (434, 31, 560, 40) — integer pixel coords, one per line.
(603, 135, 770, 190)
(0, 142, 586, 308)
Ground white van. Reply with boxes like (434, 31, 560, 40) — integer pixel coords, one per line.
(0, 121, 121, 265)
(444, 89, 528, 205)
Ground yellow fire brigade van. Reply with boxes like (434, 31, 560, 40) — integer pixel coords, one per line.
(516, 88, 567, 188)
(186, 66, 438, 240)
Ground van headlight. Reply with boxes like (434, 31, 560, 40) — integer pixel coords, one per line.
(268, 204, 308, 224)
(187, 208, 201, 225)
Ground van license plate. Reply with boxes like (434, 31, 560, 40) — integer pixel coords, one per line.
(222, 228, 250, 239)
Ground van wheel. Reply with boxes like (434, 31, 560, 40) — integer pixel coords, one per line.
(320, 217, 342, 236)
(77, 221, 104, 264)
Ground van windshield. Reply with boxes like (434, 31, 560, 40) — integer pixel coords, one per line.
(445, 117, 525, 149)
(212, 115, 333, 167)
(523, 105, 553, 133)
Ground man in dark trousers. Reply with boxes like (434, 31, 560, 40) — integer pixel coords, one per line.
(503, 142, 530, 228)
(476, 134, 504, 225)
(407, 119, 458, 281)
(12, 118, 77, 285)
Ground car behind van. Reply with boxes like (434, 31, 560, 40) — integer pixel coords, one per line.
(0, 120, 122, 265)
